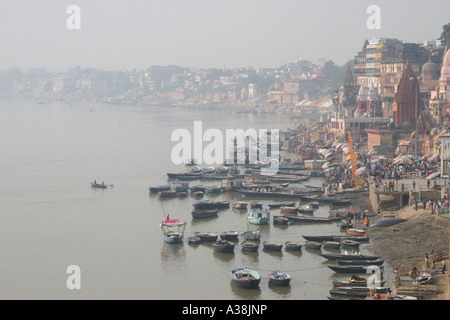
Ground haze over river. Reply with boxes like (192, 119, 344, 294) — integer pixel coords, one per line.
(0, 100, 374, 299)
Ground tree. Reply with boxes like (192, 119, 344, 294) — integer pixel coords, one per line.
(6, 66, 23, 82)
(439, 22, 450, 47)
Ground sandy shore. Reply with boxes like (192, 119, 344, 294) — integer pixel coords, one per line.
(355, 195, 449, 299)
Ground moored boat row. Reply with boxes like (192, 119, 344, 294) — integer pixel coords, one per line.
(231, 268, 291, 289)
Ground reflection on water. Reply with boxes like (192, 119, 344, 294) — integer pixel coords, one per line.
(230, 281, 262, 299)
(268, 281, 292, 297)
(160, 242, 186, 266)
(262, 249, 283, 260)
(241, 250, 260, 264)
(213, 250, 235, 262)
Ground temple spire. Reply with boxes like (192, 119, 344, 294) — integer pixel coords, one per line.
(343, 64, 354, 85)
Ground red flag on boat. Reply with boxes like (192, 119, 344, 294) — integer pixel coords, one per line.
(164, 214, 179, 224)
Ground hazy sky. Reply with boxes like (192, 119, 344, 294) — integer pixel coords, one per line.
(0, 0, 449, 71)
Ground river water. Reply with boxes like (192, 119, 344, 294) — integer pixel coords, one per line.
(0, 99, 377, 300)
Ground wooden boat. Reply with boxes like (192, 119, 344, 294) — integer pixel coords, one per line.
(193, 200, 213, 209)
(328, 265, 383, 273)
(190, 185, 207, 192)
(346, 228, 367, 237)
(332, 275, 385, 287)
(263, 241, 283, 251)
(193, 191, 204, 197)
(268, 202, 296, 208)
(241, 241, 259, 252)
(149, 185, 170, 193)
(188, 166, 202, 173)
(340, 239, 360, 249)
(302, 235, 335, 242)
(158, 190, 177, 197)
(335, 286, 391, 294)
(287, 216, 342, 223)
(248, 209, 270, 225)
(305, 241, 322, 250)
(191, 209, 219, 219)
(302, 195, 351, 205)
(187, 235, 202, 244)
(177, 192, 188, 197)
(241, 230, 260, 241)
(237, 190, 308, 199)
(369, 218, 407, 228)
(333, 235, 370, 243)
(233, 201, 247, 209)
(268, 271, 291, 286)
(320, 253, 380, 261)
(206, 186, 223, 193)
(280, 206, 298, 213)
(201, 166, 215, 174)
(171, 182, 190, 192)
(213, 240, 235, 253)
(333, 281, 387, 289)
(216, 166, 230, 174)
(267, 174, 309, 183)
(231, 268, 261, 289)
(250, 201, 263, 208)
(322, 241, 341, 249)
(337, 259, 384, 266)
(220, 231, 239, 241)
(328, 290, 368, 300)
(167, 172, 202, 180)
(273, 215, 289, 225)
(160, 217, 186, 244)
(195, 232, 218, 242)
(212, 201, 230, 209)
(202, 173, 230, 180)
(91, 181, 107, 189)
(285, 241, 302, 251)
(297, 206, 314, 214)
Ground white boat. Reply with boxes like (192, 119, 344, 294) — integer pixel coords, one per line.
(233, 201, 248, 209)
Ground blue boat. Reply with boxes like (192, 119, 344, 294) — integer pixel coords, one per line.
(248, 209, 270, 225)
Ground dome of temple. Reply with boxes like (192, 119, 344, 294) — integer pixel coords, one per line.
(421, 59, 440, 80)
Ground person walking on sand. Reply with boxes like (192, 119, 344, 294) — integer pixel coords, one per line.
(425, 253, 430, 269)
(423, 199, 427, 210)
(412, 180, 416, 192)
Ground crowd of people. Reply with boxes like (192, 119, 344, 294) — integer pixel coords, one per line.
(416, 197, 450, 215)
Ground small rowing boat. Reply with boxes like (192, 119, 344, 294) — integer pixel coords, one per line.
(268, 271, 291, 286)
(231, 268, 261, 289)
